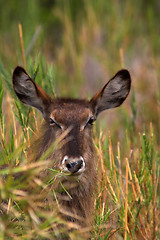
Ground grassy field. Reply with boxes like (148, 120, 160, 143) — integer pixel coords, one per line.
(0, 1, 160, 239)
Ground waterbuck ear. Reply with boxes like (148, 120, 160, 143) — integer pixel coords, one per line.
(90, 69, 131, 118)
(12, 66, 51, 117)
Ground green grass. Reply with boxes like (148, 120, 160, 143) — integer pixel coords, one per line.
(0, 1, 160, 239)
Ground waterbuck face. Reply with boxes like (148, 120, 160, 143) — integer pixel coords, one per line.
(48, 99, 94, 175)
(13, 67, 131, 177)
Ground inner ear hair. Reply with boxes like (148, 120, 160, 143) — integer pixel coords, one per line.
(90, 69, 131, 117)
(12, 66, 51, 116)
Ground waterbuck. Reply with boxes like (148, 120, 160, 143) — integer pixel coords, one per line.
(12, 66, 131, 229)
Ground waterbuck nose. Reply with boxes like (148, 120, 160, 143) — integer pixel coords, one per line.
(62, 156, 85, 174)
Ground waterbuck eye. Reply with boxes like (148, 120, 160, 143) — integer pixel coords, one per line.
(49, 118, 55, 124)
(49, 118, 62, 129)
(88, 117, 94, 125)
(83, 116, 94, 129)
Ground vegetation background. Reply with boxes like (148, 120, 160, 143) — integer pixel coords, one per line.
(0, 0, 159, 239)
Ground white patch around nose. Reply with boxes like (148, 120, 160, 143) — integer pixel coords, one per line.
(60, 155, 86, 174)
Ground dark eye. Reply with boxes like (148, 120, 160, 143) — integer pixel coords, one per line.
(49, 118, 55, 124)
(88, 117, 94, 125)
(84, 116, 94, 129)
(49, 118, 62, 129)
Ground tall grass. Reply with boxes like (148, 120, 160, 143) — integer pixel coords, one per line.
(0, 58, 159, 239)
(0, 0, 160, 239)
(92, 123, 159, 239)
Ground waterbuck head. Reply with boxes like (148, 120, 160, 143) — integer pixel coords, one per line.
(12, 67, 131, 180)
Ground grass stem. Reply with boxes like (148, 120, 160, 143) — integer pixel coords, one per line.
(18, 23, 27, 69)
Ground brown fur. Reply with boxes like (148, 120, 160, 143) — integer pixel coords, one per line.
(12, 66, 131, 231)
(33, 99, 97, 227)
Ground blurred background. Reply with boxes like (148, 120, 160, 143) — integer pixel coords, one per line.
(0, 1, 160, 238)
(0, 0, 160, 144)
